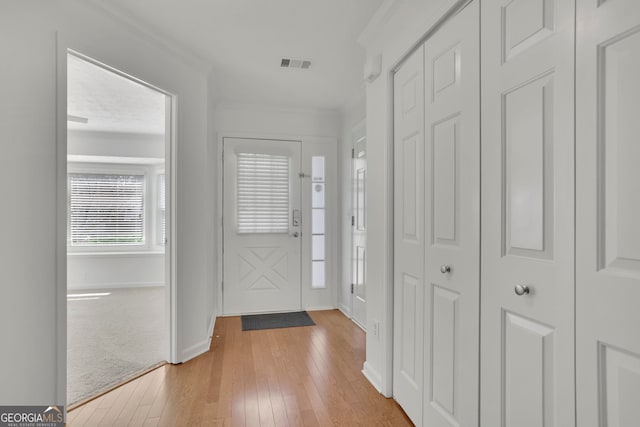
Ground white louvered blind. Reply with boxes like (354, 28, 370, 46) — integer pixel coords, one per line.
(236, 152, 290, 233)
(69, 173, 145, 246)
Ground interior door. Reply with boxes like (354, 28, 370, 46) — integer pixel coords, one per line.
(393, 45, 425, 426)
(422, 2, 479, 426)
(576, 1, 640, 425)
(480, 0, 576, 425)
(351, 124, 367, 329)
(223, 138, 301, 314)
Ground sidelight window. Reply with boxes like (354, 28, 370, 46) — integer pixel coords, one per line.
(311, 156, 326, 288)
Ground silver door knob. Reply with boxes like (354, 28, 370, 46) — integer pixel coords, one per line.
(440, 265, 451, 274)
(514, 284, 530, 296)
(291, 232, 300, 238)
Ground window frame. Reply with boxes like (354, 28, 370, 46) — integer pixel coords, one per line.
(67, 162, 163, 253)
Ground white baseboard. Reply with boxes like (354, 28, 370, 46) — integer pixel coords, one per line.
(362, 361, 383, 393)
(181, 338, 210, 363)
(181, 313, 217, 363)
(305, 305, 338, 312)
(67, 282, 164, 291)
(338, 303, 351, 318)
(208, 314, 217, 339)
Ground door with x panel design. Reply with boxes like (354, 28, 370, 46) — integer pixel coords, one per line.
(223, 138, 301, 314)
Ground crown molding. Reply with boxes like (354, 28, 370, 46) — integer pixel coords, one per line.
(82, 0, 213, 74)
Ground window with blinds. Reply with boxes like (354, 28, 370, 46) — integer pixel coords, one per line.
(236, 152, 290, 233)
(69, 173, 145, 246)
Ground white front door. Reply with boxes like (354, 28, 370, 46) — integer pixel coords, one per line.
(352, 124, 367, 329)
(223, 138, 301, 314)
(422, 2, 479, 426)
(393, 44, 425, 426)
(576, 0, 640, 425)
(481, 0, 576, 425)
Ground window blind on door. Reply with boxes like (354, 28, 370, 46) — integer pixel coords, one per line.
(236, 152, 289, 233)
(69, 173, 145, 246)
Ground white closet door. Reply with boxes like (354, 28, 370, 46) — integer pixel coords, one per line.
(480, 0, 576, 425)
(393, 45, 425, 426)
(576, 1, 640, 425)
(423, 2, 479, 426)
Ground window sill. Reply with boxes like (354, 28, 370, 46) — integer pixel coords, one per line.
(67, 250, 165, 257)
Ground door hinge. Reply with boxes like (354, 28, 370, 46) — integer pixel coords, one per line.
(351, 283, 354, 294)
(351, 216, 355, 226)
(352, 148, 355, 159)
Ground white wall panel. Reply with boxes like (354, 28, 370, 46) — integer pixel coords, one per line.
(503, 73, 554, 257)
(600, 344, 640, 427)
(503, 0, 554, 62)
(432, 116, 459, 244)
(504, 312, 555, 427)
(601, 30, 640, 274)
(430, 285, 458, 418)
(400, 274, 418, 382)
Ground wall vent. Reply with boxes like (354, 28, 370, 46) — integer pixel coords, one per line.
(281, 57, 312, 69)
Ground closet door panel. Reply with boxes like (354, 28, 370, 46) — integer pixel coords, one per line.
(423, 2, 480, 426)
(481, 0, 575, 425)
(576, 0, 640, 425)
(393, 45, 425, 426)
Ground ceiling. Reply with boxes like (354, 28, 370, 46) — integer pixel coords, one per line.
(68, 53, 167, 134)
(95, 0, 383, 110)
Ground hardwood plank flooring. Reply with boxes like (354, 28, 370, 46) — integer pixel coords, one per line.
(68, 310, 412, 426)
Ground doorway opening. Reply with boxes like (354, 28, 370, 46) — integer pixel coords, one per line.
(66, 52, 172, 406)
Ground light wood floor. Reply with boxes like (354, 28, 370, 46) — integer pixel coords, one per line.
(67, 310, 412, 426)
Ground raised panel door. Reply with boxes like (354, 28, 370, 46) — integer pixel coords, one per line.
(423, 2, 480, 426)
(480, 0, 576, 425)
(576, 0, 640, 425)
(393, 45, 425, 426)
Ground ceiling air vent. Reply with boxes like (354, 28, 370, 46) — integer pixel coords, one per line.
(281, 57, 312, 69)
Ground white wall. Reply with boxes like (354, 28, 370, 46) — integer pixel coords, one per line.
(67, 253, 164, 290)
(0, 0, 217, 406)
(338, 96, 366, 317)
(214, 103, 341, 137)
(214, 103, 342, 311)
(68, 130, 165, 159)
(359, 0, 461, 395)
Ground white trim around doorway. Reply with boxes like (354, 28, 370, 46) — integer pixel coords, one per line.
(56, 36, 179, 404)
(216, 132, 338, 316)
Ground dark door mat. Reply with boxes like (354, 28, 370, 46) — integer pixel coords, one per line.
(241, 311, 315, 331)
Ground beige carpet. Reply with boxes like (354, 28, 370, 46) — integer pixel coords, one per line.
(67, 287, 166, 405)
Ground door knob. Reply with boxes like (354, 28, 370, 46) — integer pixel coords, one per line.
(440, 265, 451, 274)
(291, 232, 300, 238)
(514, 284, 530, 296)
